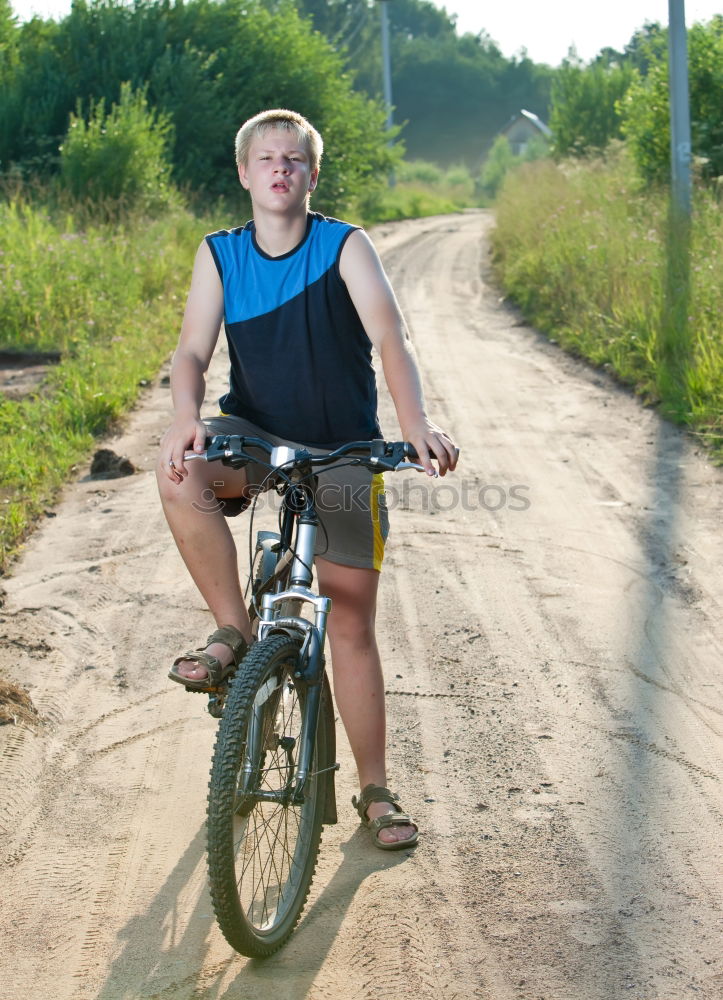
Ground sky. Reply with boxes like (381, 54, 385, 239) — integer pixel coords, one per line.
(439, 0, 722, 65)
(12, 0, 723, 66)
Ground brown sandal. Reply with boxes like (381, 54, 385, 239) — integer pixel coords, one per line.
(352, 783, 419, 851)
(168, 625, 248, 691)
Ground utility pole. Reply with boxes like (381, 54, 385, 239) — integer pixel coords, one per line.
(668, 0, 692, 217)
(378, 0, 394, 133)
(377, 0, 395, 185)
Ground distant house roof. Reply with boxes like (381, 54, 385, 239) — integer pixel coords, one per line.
(500, 109, 552, 139)
(495, 109, 552, 158)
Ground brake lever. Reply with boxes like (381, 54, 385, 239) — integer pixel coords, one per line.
(395, 461, 438, 477)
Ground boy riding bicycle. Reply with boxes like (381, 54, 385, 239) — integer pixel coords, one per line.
(156, 109, 458, 850)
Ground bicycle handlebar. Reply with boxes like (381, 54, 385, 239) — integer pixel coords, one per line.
(185, 435, 422, 474)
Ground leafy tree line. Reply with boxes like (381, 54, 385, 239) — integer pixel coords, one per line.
(1, 0, 553, 204)
(272, 0, 552, 166)
(0, 0, 395, 212)
(550, 17, 723, 183)
(6, 0, 718, 207)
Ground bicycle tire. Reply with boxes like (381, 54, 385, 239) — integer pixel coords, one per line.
(207, 633, 332, 957)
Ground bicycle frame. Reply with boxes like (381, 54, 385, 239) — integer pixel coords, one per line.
(248, 456, 334, 808)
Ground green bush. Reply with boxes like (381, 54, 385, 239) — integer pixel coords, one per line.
(444, 163, 474, 198)
(480, 132, 551, 199)
(550, 59, 635, 157)
(353, 184, 458, 223)
(59, 82, 175, 215)
(620, 16, 723, 183)
(396, 160, 444, 185)
(480, 135, 516, 198)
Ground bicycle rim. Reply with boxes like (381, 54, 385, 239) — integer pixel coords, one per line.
(207, 635, 327, 957)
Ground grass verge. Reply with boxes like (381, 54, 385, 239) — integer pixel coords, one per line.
(0, 197, 205, 571)
(491, 149, 723, 460)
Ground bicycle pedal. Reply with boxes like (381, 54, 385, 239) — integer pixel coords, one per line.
(207, 693, 226, 719)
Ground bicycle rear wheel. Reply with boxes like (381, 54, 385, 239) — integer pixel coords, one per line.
(206, 634, 331, 957)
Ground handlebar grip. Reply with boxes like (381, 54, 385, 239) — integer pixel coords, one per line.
(204, 434, 251, 468)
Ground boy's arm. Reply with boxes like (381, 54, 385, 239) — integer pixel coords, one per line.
(339, 229, 458, 476)
(162, 240, 224, 481)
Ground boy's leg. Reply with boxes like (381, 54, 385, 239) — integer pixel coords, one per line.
(315, 557, 415, 846)
(156, 456, 253, 681)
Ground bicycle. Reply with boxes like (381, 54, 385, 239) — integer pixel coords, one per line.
(184, 433, 424, 958)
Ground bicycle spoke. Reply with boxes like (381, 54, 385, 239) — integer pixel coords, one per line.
(247, 810, 282, 926)
(250, 802, 303, 925)
(250, 800, 299, 897)
(234, 779, 313, 924)
(257, 817, 290, 921)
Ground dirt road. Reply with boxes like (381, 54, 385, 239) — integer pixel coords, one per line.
(1, 212, 721, 1000)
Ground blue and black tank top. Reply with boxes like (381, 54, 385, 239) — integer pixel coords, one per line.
(205, 212, 382, 449)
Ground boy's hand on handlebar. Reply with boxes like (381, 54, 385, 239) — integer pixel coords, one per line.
(403, 420, 459, 477)
(160, 415, 207, 481)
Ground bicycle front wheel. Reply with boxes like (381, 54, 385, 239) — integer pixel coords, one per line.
(206, 634, 330, 957)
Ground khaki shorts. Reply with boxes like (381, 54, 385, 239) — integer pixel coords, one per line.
(205, 414, 389, 572)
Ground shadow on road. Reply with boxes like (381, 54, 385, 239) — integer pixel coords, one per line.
(91, 823, 227, 1000)
(92, 822, 410, 1000)
(600, 202, 694, 993)
(215, 829, 410, 1000)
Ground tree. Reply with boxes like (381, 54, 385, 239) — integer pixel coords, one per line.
(293, 0, 552, 168)
(1, 0, 553, 187)
(621, 21, 667, 74)
(0, 0, 18, 165)
(0, 0, 16, 56)
(388, 33, 550, 165)
(386, 0, 457, 40)
(620, 16, 723, 183)
(1, 0, 396, 212)
(549, 58, 635, 157)
(59, 82, 175, 213)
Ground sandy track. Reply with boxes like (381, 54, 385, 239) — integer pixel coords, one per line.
(1, 211, 721, 1000)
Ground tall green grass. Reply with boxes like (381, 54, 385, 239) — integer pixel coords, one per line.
(0, 196, 205, 569)
(492, 149, 723, 458)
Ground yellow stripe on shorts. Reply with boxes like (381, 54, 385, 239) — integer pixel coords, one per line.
(370, 473, 386, 571)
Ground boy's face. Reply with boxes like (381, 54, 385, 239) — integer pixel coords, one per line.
(238, 127, 318, 213)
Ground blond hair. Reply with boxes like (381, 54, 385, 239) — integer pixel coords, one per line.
(234, 109, 324, 171)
